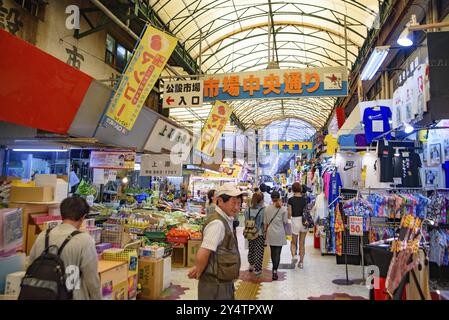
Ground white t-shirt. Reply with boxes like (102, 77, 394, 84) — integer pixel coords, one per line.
(414, 64, 427, 115)
(263, 192, 272, 206)
(402, 79, 414, 123)
(336, 152, 362, 188)
(392, 87, 403, 130)
(362, 152, 392, 189)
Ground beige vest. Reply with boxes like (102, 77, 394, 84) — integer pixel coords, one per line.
(200, 212, 241, 283)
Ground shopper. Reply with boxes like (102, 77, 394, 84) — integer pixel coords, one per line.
(260, 183, 272, 206)
(26, 196, 101, 300)
(264, 191, 288, 280)
(244, 192, 265, 275)
(205, 189, 217, 216)
(188, 183, 244, 300)
(288, 182, 308, 268)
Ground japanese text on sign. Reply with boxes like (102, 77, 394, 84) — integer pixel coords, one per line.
(259, 141, 313, 153)
(202, 67, 348, 102)
(349, 216, 364, 236)
(163, 80, 203, 109)
(104, 26, 177, 134)
(195, 100, 232, 157)
(140, 154, 182, 177)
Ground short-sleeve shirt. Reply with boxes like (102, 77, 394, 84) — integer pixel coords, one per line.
(288, 196, 307, 217)
(264, 205, 288, 246)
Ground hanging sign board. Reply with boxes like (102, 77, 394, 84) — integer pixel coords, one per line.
(195, 100, 233, 157)
(202, 66, 348, 102)
(162, 80, 204, 109)
(93, 169, 118, 185)
(89, 151, 136, 170)
(144, 118, 193, 163)
(201, 161, 242, 179)
(259, 141, 313, 153)
(103, 26, 178, 134)
(349, 216, 364, 236)
(140, 154, 182, 177)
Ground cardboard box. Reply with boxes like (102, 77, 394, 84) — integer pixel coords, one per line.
(98, 260, 128, 300)
(128, 274, 138, 300)
(162, 257, 171, 290)
(5, 271, 25, 298)
(137, 258, 163, 300)
(112, 280, 128, 300)
(9, 186, 54, 203)
(171, 245, 186, 268)
(35, 174, 68, 203)
(187, 240, 202, 267)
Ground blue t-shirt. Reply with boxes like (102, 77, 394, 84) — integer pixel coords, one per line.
(363, 106, 392, 144)
(338, 134, 357, 151)
(443, 161, 449, 188)
(328, 172, 342, 207)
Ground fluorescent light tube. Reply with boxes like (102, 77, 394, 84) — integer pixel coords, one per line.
(360, 46, 390, 81)
(12, 149, 69, 152)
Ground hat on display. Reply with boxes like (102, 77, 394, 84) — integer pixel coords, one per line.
(217, 183, 247, 197)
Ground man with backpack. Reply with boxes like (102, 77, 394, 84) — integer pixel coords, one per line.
(20, 196, 101, 300)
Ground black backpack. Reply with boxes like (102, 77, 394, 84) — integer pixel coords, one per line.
(18, 228, 81, 300)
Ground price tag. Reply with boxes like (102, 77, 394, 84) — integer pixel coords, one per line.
(393, 177, 402, 185)
(349, 216, 364, 236)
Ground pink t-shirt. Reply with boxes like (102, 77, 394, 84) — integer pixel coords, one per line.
(323, 172, 331, 200)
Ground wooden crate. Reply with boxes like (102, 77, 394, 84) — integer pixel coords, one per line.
(171, 244, 186, 268)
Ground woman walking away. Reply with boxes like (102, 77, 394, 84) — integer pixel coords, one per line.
(205, 189, 217, 216)
(244, 192, 265, 275)
(264, 191, 288, 280)
(288, 182, 308, 269)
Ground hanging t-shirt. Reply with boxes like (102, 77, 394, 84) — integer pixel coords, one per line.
(323, 171, 331, 200)
(392, 87, 403, 130)
(324, 134, 338, 155)
(328, 172, 342, 207)
(444, 161, 449, 188)
(414, 64, 427, 115)
(392, 150, 422, 187)
(355, 134, 367, 147)
(402, 81, 414, 123)
(335, 152, 362, 188)
(377, 140, 416, 183)
(362, 152, 392, 189)
(421, 167, 444, 188)
(338, 134, 357, 151)
(363, 106, 392, 144)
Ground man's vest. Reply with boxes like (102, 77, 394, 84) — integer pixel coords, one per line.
(200, 211, 241, 283)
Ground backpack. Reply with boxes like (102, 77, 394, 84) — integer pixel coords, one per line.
(243, 208, 263, 241)
(18, 228, 81, 300)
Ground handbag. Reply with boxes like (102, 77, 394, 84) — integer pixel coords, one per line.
(284, 221, 292, 236)
(302, 208, 314, 228)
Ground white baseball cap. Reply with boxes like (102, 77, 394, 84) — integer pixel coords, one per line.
(216, 183, 247, 197)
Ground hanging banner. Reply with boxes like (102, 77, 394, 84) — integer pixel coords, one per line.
(89, 151, 136, 170)
(104, 26, 178, 134)
(162, 80, 204, 109)
(195, 100, 233, 157)
(202, 161, 242, 179)
(140, 154, 182, 177)
(202, 66, 348, 102)
(259, 141, 313, 153)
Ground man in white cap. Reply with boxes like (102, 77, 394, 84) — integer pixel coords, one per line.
(188, 183, 244, 300)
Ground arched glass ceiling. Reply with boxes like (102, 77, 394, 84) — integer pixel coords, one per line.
(157, 0, 383, 131)
(261, 118, 317, 141)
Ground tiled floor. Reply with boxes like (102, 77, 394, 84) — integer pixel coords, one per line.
(168, 227, 370, 300)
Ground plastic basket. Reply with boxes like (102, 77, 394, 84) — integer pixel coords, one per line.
(87, 227, 102, 244)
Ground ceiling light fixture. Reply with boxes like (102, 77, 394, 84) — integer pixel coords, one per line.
(360, 46, 391, 81)
(12, 149, 69, 152)
(404, 123, 414, 134)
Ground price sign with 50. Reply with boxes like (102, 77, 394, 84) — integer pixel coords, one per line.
(349, 216, 364, 236)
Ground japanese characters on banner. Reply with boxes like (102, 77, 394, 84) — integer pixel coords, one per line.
(140, 154, 182, 177)
(93, 169, 118, 185)
(202, 161, 242, 179)
(195, 100, 233, 157)
(202, 66, 348, 102)
(259, 141, 313, 153)
(104, 26, 177, 134)
(144, 119, 193, 163)
(89, 151, 136, 170)
(162, 80, 204, 108)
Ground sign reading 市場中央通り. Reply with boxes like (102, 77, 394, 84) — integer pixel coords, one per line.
(195, 100, 233, 157)
(104, 26, 177, 134)
(259, 141, 313, 153)
(202, 67, 348, 102)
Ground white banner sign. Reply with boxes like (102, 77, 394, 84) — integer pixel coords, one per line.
(163, 80, 204, 109)
(144, 119, 193, 163)
(140, 154, 182, 177)
(349, 216, 364, 236)
(89, 151, 136, 170)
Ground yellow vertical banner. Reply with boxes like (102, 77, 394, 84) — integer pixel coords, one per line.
(105, 26, 178, 134)
(196, 100, 233, 157)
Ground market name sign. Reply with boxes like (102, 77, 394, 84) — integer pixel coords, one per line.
(104, 26, 177, 134)
(202, 66, 348, 102)
(260, 141, 313, 153)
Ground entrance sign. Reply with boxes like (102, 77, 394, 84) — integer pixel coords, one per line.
(140, 154, 182, 177)
(162, 80, 204, 109)
(202, 66, 348, 102)
(104, 26, 177, 134)
(259, 141, 313, 153)
(195, 100, 233, 157)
